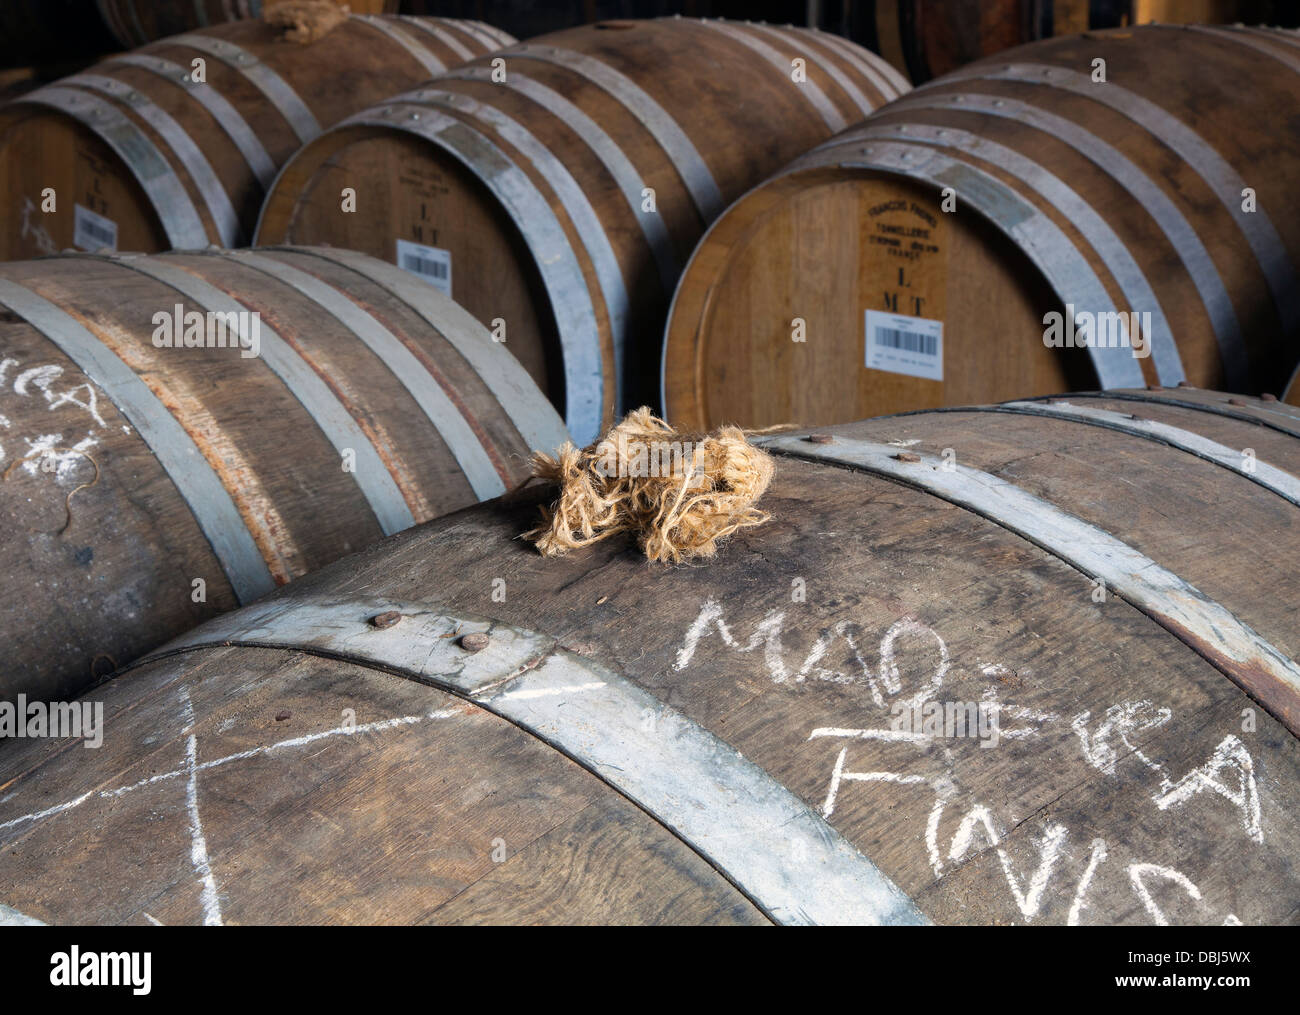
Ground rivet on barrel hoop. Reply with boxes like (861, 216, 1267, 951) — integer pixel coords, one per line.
(460, 632, 491, 652)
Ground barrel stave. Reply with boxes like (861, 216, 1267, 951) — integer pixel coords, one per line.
(1029, 391, 1300, 469)
(844, 406, 1300, 664)
(102, 1, 400, 49)
(255, 248, 534, 480)
(954, 27, 1300, 378)
(482, 47, 710, 256)
(962, 27, 1299, 375)
(260, 124, 567, 404)
(0, 290, 233, 701)
(30, 254, 387, 577)
(160, 252, 452, 531)
(0, 644, 764, 926)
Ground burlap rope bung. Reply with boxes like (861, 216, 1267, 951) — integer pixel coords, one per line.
(524, 408, 775, 564)
(264, 1, 350, 44)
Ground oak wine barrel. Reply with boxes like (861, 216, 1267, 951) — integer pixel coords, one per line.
(868, 1, 1293, 84)
(253, 17, 912, 444)
(871, 0, 1089, 84)
(0, 1, 401, 69)
(101, 1, 400, 49)
(0, 15, 514, 261)
(1, 388, 1296, 925)
(663, 25, 1300, 430)
(0, 246, 567, 706)
(0, 70, 40, 105)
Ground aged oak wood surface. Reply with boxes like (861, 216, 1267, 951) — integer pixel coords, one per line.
(870, 2, 1290, 84)
(0, 1, 404, 69)
(0, 15, 513, 260)
(663, 26, 1300, 430)
(100, 1, 400, 49)
(0, 389, 1294, 925)
(873, 0, 1040, 83)
(0, 247, 565, 707)
(253, 17, 911, 443)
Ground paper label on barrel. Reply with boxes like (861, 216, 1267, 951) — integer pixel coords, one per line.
(864, 309, 943, 381)
(73, 204, 117, 253)
(396, 239, 452, 296)
(859, 185, 948, 388)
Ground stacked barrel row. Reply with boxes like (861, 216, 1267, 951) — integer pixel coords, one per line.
(0, 0, 401, 68)
(255, 17, 911, 441)
(0, 246, 566, 703)
(0, 14, 514, 257)
(0, 18, 905, 703)
(0, 13, 542, 705)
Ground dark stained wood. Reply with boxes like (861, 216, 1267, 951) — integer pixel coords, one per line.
(664, 25, 1300, 430)
(1, 390, 1295, 924)
(0, 69, 39, 105)
(0, 1, 401, 69)
(0, 16, 512, 260)
(913, 0, 1026, 81)
(423, 793, 768, 926)
(102, 1, 398, 49)
(254, 17, 907, 435)
(0, 247, 562, 707)
(871, 1, 1287, 84)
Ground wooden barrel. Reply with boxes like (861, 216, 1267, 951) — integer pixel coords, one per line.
(869, 1, 1291, 84)
(0, 15, 514, 261)
(663, 25, 1300, 430)
(1, 387, 1295, 925)
(872, 0, 1067, 83)
(0, 247, 567, 707)
(102, 1, 400, 49)
(0, 70, 40, 105)
(253, 17, 911, 445)
(0, 1, 403, 68)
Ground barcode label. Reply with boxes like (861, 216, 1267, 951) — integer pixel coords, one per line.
(396, 239, 451, 295)
(874, 326, 938, 356)
(74, 204, 117, 252)
(865, 309, 943, 381)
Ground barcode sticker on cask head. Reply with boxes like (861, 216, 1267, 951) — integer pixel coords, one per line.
(73, 204, 117, 253)
(864, 309, 943, 381)
(396, 239, 451, 296)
